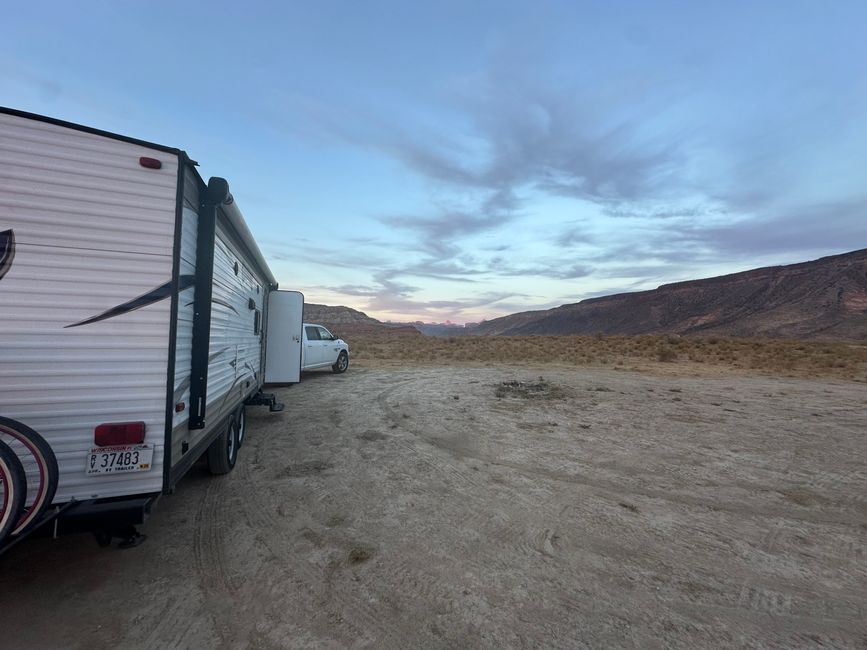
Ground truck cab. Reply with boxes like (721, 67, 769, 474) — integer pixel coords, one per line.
(302, 323, 350, 373)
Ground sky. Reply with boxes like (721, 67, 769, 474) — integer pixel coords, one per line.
(3, 1, 867, 323)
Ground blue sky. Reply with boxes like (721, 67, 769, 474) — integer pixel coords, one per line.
(4, 2, 866, 323)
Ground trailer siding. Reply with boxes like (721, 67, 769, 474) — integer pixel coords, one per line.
(206, 218, 268, 418)
(0, 112, 178, 503)
(168, 170, 268, 476)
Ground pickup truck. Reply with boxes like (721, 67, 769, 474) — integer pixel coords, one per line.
(302, 323, 350, 373)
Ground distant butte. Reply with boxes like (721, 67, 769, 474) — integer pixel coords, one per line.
(473, 248, 867, 339)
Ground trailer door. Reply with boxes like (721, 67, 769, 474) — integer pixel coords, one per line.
(264, 290, 304, 384)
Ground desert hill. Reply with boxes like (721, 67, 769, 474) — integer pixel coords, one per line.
(302, 303, 420, 338)
(472, 248, 867, 339)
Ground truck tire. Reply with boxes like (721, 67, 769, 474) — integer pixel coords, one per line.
(207, 416, 239, 475)
(0, 439, 26, 545)
(332, 351, 349, 374)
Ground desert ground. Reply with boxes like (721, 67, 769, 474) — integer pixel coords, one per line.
(1, 350, 866, 648)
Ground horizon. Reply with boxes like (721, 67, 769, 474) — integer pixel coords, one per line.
(320, 244, 867, 326)
(4, 2, 866, 323)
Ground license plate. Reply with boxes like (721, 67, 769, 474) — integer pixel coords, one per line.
(86, 444, 154, 475)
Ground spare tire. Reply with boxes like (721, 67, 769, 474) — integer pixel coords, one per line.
(0, 416, 59, 536)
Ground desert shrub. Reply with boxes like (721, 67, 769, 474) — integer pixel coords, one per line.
(657, 345, 677, 362)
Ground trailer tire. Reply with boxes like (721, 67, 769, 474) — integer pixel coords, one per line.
(0, 416, 59, 536)
(0, 439, 26, 545)
(207, 416, 239, 475)
(235, 406, 247, 449)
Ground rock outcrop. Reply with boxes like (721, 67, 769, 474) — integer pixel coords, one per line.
(472, 249, 867, 339)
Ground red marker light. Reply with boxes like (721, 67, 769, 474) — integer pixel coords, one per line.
(175, 402, 185, 413)
(139, 157, 162, 169)
(94, 421, 146, 446)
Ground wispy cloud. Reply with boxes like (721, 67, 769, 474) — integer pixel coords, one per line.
(267, 43, 866, 322)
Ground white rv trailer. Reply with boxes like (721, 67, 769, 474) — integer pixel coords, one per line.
(0, 108, 303, 548)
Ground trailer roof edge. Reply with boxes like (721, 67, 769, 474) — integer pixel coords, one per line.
(0, 106, 184, 156)
(218, 192, 279, 289)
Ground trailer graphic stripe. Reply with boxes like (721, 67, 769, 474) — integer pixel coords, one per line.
(185, 297, 239, 315)
(0, 229, 14, 281)
(172, 346, 232, 403)
(65, 274, 196, 328)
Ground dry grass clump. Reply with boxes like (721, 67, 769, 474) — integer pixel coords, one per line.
(348, 331, 867, 381)
(657, 345, 678, 362)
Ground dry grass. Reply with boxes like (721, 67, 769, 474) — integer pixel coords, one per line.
(349, 332, 867, 381)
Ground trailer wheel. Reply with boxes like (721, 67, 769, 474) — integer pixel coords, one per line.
(235, 406, 247, 449)
(207, 416, 239, 475)
(0, 416, 59, 536)
(0, 439, 26, 545)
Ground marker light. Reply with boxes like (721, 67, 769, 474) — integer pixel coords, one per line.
(94, 421, 146, 447)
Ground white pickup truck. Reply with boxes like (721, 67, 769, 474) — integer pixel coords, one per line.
(302, 323, 350, 373)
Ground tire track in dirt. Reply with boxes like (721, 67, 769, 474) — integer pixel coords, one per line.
(371, 377, 631, 632)
(371, 378, 553, 579)
(427, 435, 863, 526)
(233, 370, 867, 644)
(190, 474, 238, 645)
(138, 593, 215, 650)
(806, 468, 867, 513)
(234, 428, 399, 647)
(375, 382, 488, 491)
(348, 379, 566, 641)
(380, 370, 848, 608)
(378, 374, 866, 527)
(192, 476, 238, 596)
(372, 372, 867, 633)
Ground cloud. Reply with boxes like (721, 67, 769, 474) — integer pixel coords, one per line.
(578, 280, 651, 300)
(491, 259, 595, 281)
(379, 187, 521, 256)
(601, 205, 720, 220)
(555, 226, 594, 248)
(682, 199, 867, 259)
(358, 74, 687, 206)
(269, 48, 866, 322)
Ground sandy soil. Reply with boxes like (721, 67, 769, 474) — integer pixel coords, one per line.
(1, 365, 865, 649)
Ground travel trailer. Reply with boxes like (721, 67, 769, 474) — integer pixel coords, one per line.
(0, 108, 303, 551)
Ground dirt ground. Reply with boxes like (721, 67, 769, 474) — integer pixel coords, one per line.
(1, 363, 865, 649)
